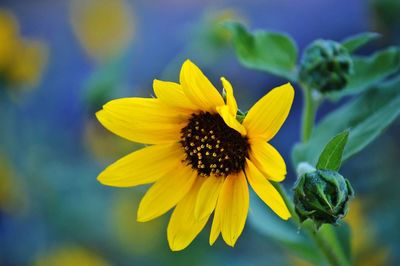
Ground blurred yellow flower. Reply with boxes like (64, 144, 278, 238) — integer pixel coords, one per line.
(34, 246, 109, 266)
(96, 60, 294, 250)
(0, 9, 48, 90)
(0, 155, 28, 215)
(205, 9, 243, 45)
(289, 256, 313, 266)
(0, 10, 19, 71)
(345, 199, 367, 250)
(291, 199, 391, 266)
(70, 0, 135, 63)
(111, 191, 164, 256)
(345, 199, 391, 266)
(5, 39, 48, 88)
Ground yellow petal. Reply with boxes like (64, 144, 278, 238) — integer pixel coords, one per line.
(101, 98, 189, 122)
(220, 172, 249, 247)
(195, 175, 224, 220)
(179, 60, 224, 112)
(96, 98, 188, 144)
(245, 159, 291, 220)
(167, 178, 210, 251)
(217, 105, 247, 135)
(209, 209, 221, 245)
(137, 165, 197, 222)
(153, 79, 198, 111)
(243, 83, 294, 141)
(221, 77, 238, 116)
(249, 138, 287, 182)
(97, 143, 185, 187)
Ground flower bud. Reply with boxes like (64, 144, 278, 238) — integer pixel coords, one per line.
(293, 169, 354, 228)
(299, 40, 353, 93)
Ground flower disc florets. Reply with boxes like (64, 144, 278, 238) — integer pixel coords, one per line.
(180, 112, 249, 177)
(299, 39, 353, 93)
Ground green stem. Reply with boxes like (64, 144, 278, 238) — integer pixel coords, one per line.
(271, 182, 299, 224)
(275, 183, 349, 266)
(278, 83, 349, 265)
(307, 228, 344, 266)
(301, 86, 316, 142)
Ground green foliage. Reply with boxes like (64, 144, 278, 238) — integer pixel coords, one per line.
(316, 130, 349, 171)
(248, 193, 325, 265)
(293, 77, 400, 166)
(225, 22, 298, 80)
(341, 32, 380, 53)
(83, 56, 127, 115)
(227, 22, 400, 101)
(228, 23, 399, 265)
(329, 47, 400, 100)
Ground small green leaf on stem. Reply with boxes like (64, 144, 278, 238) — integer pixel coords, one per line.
(316, 130, 349, 171)
(341, 32, 380, 53)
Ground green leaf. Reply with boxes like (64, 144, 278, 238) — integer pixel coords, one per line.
(328, 47, 400, 100)
(248, 193, 325, 265)
(83, 55, 128, 114)
(341, 32, 380, 53)
(292, 77, 400, 166)
(316, 130, 349, 171)
(226, 22, 298, 81)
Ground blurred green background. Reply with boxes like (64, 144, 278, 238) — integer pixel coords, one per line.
(0, 0, 399, 265)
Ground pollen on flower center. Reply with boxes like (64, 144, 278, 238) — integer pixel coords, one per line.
(180, 112, 249, 177)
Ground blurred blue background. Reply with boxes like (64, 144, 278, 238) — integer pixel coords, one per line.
(0, 0, 399, 265)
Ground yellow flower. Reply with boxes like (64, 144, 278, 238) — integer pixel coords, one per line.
(70, 0, 135, 63)
(345, 199, 391, 266)
(96, 60, 294, 250)
(34, 246, 109, 266)
(111, 191, 164, 255)
(0, 155, 28, 215)
(0, 9, 19, 70)
(5, 39, 48, 88)
(0, 9, 48, 90)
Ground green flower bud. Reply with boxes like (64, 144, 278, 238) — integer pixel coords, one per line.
(293, 169, 354, 228)
(299, 40, 353, 93)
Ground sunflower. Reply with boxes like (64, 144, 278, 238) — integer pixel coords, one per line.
(96, 60, 294, 250)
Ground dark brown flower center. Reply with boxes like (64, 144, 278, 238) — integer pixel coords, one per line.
(180, 112, 249, 177)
